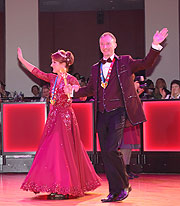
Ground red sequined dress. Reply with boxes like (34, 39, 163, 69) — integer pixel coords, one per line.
(21, 68, 101, 196)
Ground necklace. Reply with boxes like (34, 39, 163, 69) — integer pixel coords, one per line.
(100, 58, 115, 89)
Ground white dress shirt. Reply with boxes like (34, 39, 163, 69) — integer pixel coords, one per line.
(102, 54, 115, 79)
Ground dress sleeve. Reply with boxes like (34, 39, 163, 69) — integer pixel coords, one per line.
(32, 67, 53, 83)
(68, 75, 80, 86)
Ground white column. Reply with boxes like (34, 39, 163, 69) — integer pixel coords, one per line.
(145, 0, 179, 88)
(5, 0, 39, 96)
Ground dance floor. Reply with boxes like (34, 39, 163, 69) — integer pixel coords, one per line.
(0, 173, 180, 206)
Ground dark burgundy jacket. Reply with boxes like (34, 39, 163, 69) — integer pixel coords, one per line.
(74, 47, 160, 126)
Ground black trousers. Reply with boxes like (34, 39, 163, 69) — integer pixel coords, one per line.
(97, 107, 129, 194)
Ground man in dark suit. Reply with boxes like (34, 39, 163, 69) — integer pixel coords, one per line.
(65, 28, 168, 202)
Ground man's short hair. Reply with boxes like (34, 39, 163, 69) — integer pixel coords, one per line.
(99, 32, 116, 42)
(170, 79, 180, 89)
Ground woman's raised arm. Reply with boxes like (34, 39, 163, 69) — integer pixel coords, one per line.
(17, 47, 36, 72)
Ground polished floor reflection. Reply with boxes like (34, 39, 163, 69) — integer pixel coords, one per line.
(0, 173, 179, 206)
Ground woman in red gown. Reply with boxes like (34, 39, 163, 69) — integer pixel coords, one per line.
(17, 48, 101, 199)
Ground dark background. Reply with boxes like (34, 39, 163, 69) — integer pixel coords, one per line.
(0, 0, 145, 85)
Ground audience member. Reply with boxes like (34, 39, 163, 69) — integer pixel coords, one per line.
(165, 79, 180, 99)
(134, 76, 146, 98)
(145, 79, 155, 99)
(119, 74, 140, 179)
(40, 85, 50, 103)
(31, 84, 40, 102)
(0, 81, 11, 99)
(119, 125, 140, 179)
(153, 78, 170, 99)
(79, 76, 86, 87)
(31, 85, 40, 97)
(73, 72, 81, 83)
(139, 79, 155, 100)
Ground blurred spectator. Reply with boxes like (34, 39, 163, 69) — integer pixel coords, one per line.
(119, 73, 141, 179)
(40, 85, 50, 113)
(165, 79, 180, 99)
(73, 73, 87, 87)
(31, 85, 40, 97)
(143, 79, 155, 99)
(79, 76, 86, 87)
(134, 75, 146, 98)
(73, 73, 81, 83)
(40, 85, 50, 103)
(153, 78, 170, 99)
(31, 85, 40, 102)
(139, 79, 155, 100)
(0, 81, 11, 98)
(146, 79, 154, 88)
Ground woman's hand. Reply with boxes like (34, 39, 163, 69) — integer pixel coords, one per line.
(17, 47, 35, 72)
(64, 84, 80, 94)
(17, 47, 23, 62)
(159, 87, 166, 99)
(72, 85, 79, 92)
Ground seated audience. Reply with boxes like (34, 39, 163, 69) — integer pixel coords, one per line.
(73, 72, 81, 84)
(153, 78, 170, 99)
(31, 85, 40, 102)
(119, 74, 141, 179)
(40, 85, 50, 103)
(79, 76, 86, 87)
(0, 81, 11, 99)
(165, 79, 180, 99)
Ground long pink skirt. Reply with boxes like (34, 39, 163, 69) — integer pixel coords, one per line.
(21, 106, 101, 197)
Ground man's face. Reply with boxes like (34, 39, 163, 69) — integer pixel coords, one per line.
(171, 83, 180, 95)
(32, 87, 39, 96)
(99, 35, 117, 58)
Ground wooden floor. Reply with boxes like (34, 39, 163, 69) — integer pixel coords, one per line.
(0, 173, 180, 206)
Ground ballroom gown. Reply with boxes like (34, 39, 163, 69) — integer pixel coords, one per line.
(21, 68, 101, 197)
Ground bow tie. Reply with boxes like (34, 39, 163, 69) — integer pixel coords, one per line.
(101, 58, 112, 64)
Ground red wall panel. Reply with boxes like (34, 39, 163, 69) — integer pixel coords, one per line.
(2, 103, 47, 153)
(2, 102, 94, 154)
(143, 101, 180, 151)
(72, 102, 94, 151)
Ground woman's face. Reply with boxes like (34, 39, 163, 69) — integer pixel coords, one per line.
(42, 88, 50, 98)
(156, 79, 165, 89)
(51, 59, 66, 74)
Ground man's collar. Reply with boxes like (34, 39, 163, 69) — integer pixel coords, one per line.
(103, 54, 115, 61)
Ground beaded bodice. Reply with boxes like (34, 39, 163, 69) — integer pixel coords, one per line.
(32, 67, 79, 109)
